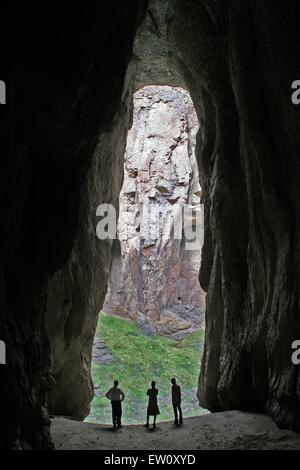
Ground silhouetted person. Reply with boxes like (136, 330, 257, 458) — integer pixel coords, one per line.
(144, 381, 160, 429)
(171, 378, 183, 426)
(105, 380, 125, 429)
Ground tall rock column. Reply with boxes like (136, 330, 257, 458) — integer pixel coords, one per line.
(104, 86, 205, 337)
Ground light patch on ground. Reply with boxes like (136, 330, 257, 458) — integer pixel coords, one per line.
(52, 411, 300, 450)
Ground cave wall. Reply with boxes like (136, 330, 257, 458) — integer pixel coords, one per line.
(51, 0, 300, 432)
(127, 0, 300, 431)
(1, 0, 300, 450)
(46, 97, 131, 419)
(45, 0, 189, 420)
(168, 0, 300, 430)
(0, 1, 147, 449)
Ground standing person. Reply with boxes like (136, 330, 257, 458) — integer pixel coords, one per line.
(171, 377, 183, 426)
(105, 380, 125, 429)
(144, 380, 160, 429)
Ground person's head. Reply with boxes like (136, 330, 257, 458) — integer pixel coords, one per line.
(171, 378, 176, 385)
(114, 380, 119, 387)
(151, 380, 156, 388)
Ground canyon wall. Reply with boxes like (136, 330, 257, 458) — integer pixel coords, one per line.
(133, 0, 300, 432)
(55, 0, 300, 432)
(1, 0, 300, 449)
(103, 85, 205, 338)
(0, 1, 147, 449)
(169, 0, 300, 430)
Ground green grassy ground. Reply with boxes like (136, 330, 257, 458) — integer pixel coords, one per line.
(86, 312, 206, 424)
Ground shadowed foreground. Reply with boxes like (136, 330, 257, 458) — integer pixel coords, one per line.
(52, 411, 300, 450)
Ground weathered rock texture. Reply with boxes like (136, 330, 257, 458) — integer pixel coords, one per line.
(0, 1, 147, 449)
(132, 0, 300, 433)
(1, 0, 300, 449)
(45, 107, 129, 419)
(103, 85, 205, 337)
(168, 1, 300, 431)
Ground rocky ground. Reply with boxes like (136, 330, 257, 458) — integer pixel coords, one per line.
(51, 411, 300, 450)
(92, 336, 113, 397)
(92, 336, 113, 366)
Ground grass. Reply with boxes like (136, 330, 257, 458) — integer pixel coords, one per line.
(86, 312, 206, 424)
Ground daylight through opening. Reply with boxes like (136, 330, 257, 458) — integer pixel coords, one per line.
(88, 85, 206, 425)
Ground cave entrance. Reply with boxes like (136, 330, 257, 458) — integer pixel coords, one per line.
(87, 85, 206, 425)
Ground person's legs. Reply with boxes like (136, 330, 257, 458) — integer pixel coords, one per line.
(117, 402, 122, 428)
(144, 410, 150, 427)
(112, 402, 117, 428)
(178, 404, 183, 424)
(173, 404, 178, 424)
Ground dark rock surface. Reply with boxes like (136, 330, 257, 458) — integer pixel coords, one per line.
(134, 0, 300, 433)
(0, 1, 147, 449)
(1, 0, 300, 449)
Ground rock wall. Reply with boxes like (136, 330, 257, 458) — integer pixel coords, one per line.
(0, 1, 147, 449)
(168, 0, 300, 431)
(46, 100, 131, 419)
(119, 0, 300, 431)
(103, 85, 205, 338)
(1, 0, 300, 449)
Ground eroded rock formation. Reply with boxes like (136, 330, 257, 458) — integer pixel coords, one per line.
(103, 85, 205, 337)
(1, 0, 300, 449)
(0, 1, 147, 449)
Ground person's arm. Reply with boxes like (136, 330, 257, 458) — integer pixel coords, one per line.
(147, 389, 150, 396)
(105, 389, 111, 400)
(178, 386, 181, 402)
(120, 389, 125, 401)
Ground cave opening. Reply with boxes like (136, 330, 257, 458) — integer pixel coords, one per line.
(2, 0, 300, 451)
(87, 85, 207, 425)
